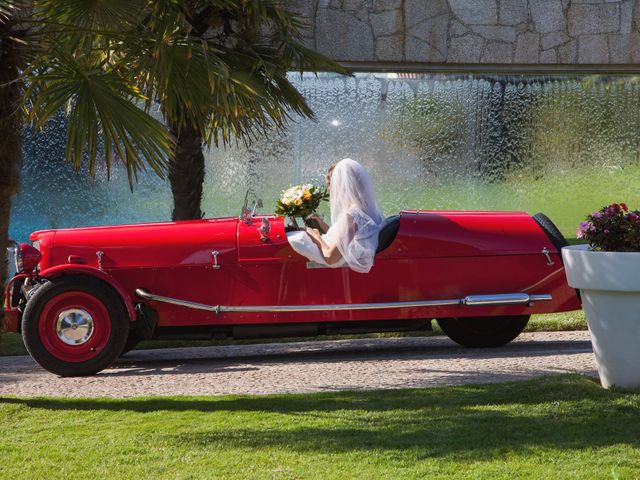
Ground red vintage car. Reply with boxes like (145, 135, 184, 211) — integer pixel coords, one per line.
(4, 196, 581, 376)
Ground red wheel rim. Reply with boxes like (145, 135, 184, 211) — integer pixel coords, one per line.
(38, 291, 111, 363)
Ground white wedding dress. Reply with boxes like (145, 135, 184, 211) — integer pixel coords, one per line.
(287, 158, 384, 273)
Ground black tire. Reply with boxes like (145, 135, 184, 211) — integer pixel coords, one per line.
(532, 212, 568, 254)
(22, 275, 129, 376)
(437, 315, 530, 347)
(120, 331, 143, 356)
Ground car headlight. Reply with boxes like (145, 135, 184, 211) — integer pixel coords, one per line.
(20, 243, 41, 274)
(7, 241, 41, 275)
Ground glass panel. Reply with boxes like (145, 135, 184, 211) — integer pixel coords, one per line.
(10, 73, 640, 240)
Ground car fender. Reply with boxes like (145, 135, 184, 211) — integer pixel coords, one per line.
(38, 265, 136, 322)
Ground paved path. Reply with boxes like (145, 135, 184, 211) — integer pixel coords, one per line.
(0, 331, 597, 398)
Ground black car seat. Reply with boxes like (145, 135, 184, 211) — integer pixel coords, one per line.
(376, 215, 401, 253)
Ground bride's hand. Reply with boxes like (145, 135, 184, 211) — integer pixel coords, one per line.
(306, 227, 321, 241)
(306, 213, 329, 233)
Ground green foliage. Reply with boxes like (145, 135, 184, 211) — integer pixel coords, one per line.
(518, 75, 640, 178)
(1, 376, 640, 478)
(381, 76, 640, 186)
(382, 92, 467, 176)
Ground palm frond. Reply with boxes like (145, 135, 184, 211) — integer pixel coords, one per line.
(23, 0, 348, 182)
(132, 35, 228, 133)
(0, 0, 27, 23)
(275, 35, 350, 75)
(25, 53, 172, 187)
(34, 0, 146, 32)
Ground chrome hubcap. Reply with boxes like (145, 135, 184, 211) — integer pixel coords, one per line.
(56, 309, 94, 345)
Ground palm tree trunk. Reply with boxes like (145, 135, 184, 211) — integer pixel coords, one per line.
(0, 28, 24, 323)
(168, 122, 205, 221)
(0, 190, 14, 295)
(0, 105, 22, 320)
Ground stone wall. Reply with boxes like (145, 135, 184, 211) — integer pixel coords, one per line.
(290, 0, 640, 65)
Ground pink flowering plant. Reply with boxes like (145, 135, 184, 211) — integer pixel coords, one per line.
(577, 203, 640, 252)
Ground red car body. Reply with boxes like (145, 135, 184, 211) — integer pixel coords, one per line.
(4, 209, 581, 376)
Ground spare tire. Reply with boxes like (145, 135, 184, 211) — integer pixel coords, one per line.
(532, 212, 568, 256)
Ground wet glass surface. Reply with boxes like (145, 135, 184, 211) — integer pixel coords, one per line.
(10, 72, 640, 240)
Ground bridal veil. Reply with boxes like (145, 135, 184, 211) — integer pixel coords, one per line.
(323, 158, 384, 273)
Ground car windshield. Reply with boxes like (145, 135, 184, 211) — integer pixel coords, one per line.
(240, 190, 263, 222)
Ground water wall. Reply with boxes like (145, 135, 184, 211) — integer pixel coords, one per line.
(10, 72, 640, 240)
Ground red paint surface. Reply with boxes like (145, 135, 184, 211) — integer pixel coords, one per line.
(8, 211, 580, 329)
(38, 265, 137, 322)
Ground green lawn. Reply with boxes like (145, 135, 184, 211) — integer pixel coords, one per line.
(0, 310, 587, 356)
(1, 375, 639, 479)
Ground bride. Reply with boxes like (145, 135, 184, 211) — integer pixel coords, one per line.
(287, 158, 384, 273)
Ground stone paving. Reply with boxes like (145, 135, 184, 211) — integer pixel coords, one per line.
(0, 331, 597, 398)
(290, 0, 640, 64)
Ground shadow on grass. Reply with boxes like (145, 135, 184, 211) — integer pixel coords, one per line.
(0, 374, 623, 415)
(170, 406, 640, 461)
(3, 375, 638, 461)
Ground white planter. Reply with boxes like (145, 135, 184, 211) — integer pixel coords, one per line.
(562, 244, 640, 389)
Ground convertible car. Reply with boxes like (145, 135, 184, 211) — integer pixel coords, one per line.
(4, 195, 581, 376)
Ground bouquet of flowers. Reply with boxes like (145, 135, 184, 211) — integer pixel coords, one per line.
(275, 184, 328, 226)
(577, 203, 640, 252)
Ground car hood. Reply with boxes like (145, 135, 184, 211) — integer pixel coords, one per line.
(32, 217, 239, 270)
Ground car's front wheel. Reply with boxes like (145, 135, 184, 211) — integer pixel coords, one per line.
(22, 276, 129, 376)
(436, 315, 530, 347)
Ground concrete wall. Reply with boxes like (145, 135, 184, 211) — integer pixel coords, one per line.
(290, 0, 640, 65)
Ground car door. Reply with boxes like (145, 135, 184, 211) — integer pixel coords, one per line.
(233, 215, 412, 324)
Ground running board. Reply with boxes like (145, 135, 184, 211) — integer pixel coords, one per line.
(135, 289, 552, 314)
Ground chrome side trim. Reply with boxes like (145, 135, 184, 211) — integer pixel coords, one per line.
(136, 289, 219, 313)
(462, 293, 552, 306)
(135, 289, 552, 315)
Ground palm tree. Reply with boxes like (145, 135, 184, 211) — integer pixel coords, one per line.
(0, 1, 173, 313)
(1, 1, 344, 321)
(124, 0, 348, 219)
(37, 0, 346, 220)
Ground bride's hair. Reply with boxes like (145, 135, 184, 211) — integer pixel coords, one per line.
(326, 163, 337, 189)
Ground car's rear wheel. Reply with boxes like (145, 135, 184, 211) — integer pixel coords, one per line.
(436, 315, 530, 347)
(22, 276, 129, 376)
